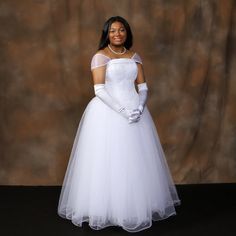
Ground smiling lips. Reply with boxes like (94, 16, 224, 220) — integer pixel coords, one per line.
(113, 37, 123, 41)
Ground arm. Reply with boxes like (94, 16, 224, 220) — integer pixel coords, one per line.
(91, 65, 132, 120)
(135, 63, 148, 114)
(124, 63, 148, 123)
(122, 52, 148, 123)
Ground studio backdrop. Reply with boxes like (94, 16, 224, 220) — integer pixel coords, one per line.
(0, 0, 236, 185)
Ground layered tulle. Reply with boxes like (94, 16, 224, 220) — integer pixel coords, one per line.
(58, 97, 181, 233)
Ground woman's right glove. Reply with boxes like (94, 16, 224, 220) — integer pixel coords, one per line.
(94, 83, 133, 121)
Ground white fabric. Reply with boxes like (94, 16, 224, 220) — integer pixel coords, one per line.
(93, 83, 125, 113)
(91, 52, 142, 70)
(91, 54, 110, 70)
(58, 56, 181, 233)
(128, 108, 141, 123)
(94, 84, 140, 123)
(132, 52, 143, 64)
(138, 82, 148, 91)
(137, 82, 148, 113)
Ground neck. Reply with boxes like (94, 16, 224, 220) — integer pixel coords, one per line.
(109, 44, 124, 53)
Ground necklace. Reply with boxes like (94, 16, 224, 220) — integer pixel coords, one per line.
(108, 44, 127, 55)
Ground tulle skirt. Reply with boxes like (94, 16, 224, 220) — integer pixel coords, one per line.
(58, 97, 181, 233)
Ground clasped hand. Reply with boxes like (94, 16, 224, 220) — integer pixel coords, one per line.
(128, 108, 142, 124)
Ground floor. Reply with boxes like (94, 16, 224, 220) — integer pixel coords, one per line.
(0, 183, 235, 236)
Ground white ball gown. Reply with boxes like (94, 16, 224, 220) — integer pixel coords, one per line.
(57, 52, 181, 233)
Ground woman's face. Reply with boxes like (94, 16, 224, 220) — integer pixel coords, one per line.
(108, 21, 127, 46)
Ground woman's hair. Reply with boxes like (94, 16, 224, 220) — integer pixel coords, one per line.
(98, 16, 133, 50)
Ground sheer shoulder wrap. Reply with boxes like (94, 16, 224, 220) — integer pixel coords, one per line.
(132, 53, 143, 64)
(91, 54, 111, 70)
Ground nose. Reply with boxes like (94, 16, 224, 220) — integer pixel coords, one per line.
(115, 30, 120, 36)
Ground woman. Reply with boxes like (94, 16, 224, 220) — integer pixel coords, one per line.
(58, 16, 181, 233)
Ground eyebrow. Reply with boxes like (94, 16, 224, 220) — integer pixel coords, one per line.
(110, 27, 125, 30)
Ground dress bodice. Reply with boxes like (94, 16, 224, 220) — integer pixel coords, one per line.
(91, 53, 143, 110)
(105, 59, 138, 106)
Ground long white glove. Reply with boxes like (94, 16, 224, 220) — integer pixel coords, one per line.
(137, 82, 148, 114)
(128, 109, 141, 123)
(128, 82, 148, 123)
(94, 84, 132, 121)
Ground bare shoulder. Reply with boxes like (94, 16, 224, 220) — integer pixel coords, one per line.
(127, 49, 136, 57)
(95, 48, 110, 57)
(96, 49, 105, 55)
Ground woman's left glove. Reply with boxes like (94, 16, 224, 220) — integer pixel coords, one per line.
(129, 82, 148, 123)
(128, 109, 141, 123)
(137, 82, 148, 115)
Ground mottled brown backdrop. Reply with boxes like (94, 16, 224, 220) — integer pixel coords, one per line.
(0, 0, 236, 185)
